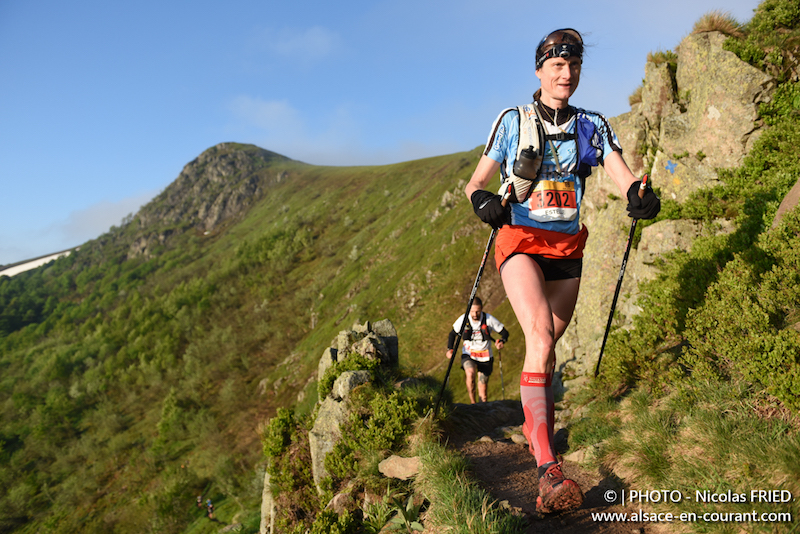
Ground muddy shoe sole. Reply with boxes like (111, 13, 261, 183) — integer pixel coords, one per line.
(536, 478, 584, 514)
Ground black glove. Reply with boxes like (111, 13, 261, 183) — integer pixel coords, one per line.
(626, 181, 661, 220)
(471, 190, 509, 229)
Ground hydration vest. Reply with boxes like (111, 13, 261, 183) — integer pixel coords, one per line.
(501, 103, 604, 202)
(463, 313, 492, 342)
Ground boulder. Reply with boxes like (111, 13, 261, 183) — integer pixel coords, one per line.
(332, 370, 371, 400)
(308, 396, 350, 492)
(326, 483, 357, 514)
(373, 319, 399, 364)
(352, 334, 390, 364)
(378, 455, 421, 481)
(335, 330, 359, 354)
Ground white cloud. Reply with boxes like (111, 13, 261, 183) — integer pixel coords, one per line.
(0, 190, 159, 265)
(229, 96, 304, 137)
(57, 190, 158, 242)
(227, 94, 478, 166)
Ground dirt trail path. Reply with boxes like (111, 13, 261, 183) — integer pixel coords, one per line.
(441, 400, 658, 534)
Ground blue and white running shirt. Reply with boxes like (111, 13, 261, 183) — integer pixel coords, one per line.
(484, 105, 622, 235)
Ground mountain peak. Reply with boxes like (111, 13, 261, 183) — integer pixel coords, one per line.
(129, 143, 298, 258)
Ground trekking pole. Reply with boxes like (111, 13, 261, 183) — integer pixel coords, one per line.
(594, 175, 649, 377)
(433, 188, 511, 418)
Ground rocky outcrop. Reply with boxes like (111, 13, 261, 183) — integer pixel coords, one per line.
(308, 320, 398, 491)
(558, 31, 775, 381)
(259, 471, 274, 534)
(610, 32, 775, 202)
(128, 143, 297, 258)
(652, 32, 774, 202)
(261, 319, 402, 534)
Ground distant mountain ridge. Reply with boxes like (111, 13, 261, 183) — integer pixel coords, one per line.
(0, 144, 294, 274)
(127, 142, 301, 258)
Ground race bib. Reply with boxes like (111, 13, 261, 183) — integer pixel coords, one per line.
(528, 180, 577, 222)
(470, 349, 491, 362)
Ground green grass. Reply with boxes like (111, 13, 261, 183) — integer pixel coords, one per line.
(415, 441, 526, 534)
(567, 397, 621, 449)
(596, 381, 799, 533)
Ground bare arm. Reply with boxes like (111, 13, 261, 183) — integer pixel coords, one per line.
(602, 150, 639, 197)
(465, 155, 502, 201)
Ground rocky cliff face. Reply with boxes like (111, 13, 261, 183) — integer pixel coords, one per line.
(261, 320, 400, 533)
(128, 143, 296, 258)
(559, 31, 775, 383)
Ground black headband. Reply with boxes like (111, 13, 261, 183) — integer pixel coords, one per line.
(535, 28, 583, 69)
(536, 43, 583, 69)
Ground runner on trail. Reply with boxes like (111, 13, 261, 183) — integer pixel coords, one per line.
(206, 499, 215, 519)
(464, 28, 660, 514)
(445, 296, 509, 404)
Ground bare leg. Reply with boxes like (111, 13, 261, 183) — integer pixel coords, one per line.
(501, 254, 584, 512)
(477, 373, 489, 402)
(500, 255, 579, 373)
(464, 364, 477, 404)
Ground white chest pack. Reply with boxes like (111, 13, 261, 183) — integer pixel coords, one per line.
(500, 103, 581, 223)
(501, 103, 545, 204)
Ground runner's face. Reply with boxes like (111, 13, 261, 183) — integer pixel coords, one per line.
(536, 56, 581, 108)
(469, 304, 482, 321)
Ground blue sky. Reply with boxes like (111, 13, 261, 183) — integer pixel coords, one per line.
(0, 0, 762, 266)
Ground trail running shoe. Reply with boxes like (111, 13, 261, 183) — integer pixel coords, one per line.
(536, 462, 584, 514)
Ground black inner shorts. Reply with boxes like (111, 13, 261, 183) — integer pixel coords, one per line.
(502, 253, 582, 281)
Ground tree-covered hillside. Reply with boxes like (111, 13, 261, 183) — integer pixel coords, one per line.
(0, 142, 504, 533)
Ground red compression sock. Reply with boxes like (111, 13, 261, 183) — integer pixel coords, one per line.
(520, 372, 556, 467)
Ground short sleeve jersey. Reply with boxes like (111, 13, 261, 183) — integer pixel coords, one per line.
(484, 105, 622, 235)
(452, 313, 505, 356)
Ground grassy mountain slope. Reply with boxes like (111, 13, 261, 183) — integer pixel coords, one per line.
(0, 141, 525, 533)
